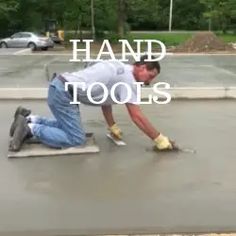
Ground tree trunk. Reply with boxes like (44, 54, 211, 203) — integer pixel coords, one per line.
(117, 0, 125, 38)
(91, 0, 95, 40)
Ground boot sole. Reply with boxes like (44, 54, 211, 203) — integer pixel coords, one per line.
(9, 116, 27, 152)
(10, 107, 31, 137)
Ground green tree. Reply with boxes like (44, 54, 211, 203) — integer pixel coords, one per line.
(95, 0, 117, 31)
(0, 0, 18, 36)
(127, 0, 161, 30)
(201, 0, 236, 32)
(127, 0, 207, 30)
(171, 0, 206, 30)
(0, 0, 18, 18)
(64, 0, 90, 38)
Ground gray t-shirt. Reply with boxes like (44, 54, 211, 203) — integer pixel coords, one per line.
(62, 61, 138, 106)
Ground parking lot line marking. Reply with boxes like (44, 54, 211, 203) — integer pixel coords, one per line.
(14, 48, 31, 55)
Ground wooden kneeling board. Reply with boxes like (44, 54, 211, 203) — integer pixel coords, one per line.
(8, 133, 99, 158)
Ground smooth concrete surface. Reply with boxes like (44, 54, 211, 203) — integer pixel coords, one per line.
(0, 54, 235, 88)
(0, 100, 236, 235)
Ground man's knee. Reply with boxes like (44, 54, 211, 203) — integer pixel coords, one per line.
(71, 135, 86, 146)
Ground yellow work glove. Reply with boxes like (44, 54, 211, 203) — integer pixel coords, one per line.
(109, 123, 122, 140)
(154, 133, 173, 150)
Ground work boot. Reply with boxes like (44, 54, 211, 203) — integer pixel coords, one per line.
(9, 115, 32, 152)
(9, 106, 31, 137)
(14, 106, 31, 119)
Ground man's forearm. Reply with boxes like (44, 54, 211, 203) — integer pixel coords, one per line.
(132, 115, 160, 140)
(101, 105, 115, 127)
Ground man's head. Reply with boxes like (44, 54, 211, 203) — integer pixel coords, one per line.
(133, 55, 160, 85)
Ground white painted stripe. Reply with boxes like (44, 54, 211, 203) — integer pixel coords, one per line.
(13, 48, 32, 55)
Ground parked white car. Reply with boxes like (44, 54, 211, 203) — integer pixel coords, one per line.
(0, 32, 54, 50)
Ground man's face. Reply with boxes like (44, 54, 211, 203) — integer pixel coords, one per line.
(134, 65, 158, 85)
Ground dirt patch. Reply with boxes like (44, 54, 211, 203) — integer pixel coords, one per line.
(174, 31, 234, 52)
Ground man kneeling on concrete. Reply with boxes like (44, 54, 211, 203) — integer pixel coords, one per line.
(9, 56, 175, 152)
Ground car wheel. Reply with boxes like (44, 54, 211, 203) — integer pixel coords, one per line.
(28, 42, 36, 51)
(0, 42, 8, 48)
(41, 47, 48, 51)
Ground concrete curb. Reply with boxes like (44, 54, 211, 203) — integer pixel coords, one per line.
(0, 87, 236, 100)
(0, 88, 48, 99)
(142, 87, 236, 99)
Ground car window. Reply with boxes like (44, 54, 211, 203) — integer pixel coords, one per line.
(21, 33, 31, 38)
(11, 33, 22, 39)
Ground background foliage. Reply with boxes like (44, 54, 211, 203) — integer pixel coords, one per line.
(0, 0, 235, 38)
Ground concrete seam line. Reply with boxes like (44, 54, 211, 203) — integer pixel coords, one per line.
(225, 87, 228, 98)
(0, 87, 236, 99)
(44, 58, 58, 81)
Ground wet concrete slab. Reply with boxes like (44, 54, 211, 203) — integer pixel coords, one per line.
(0, 54, 235, 88)
(0, 100, 235, 235)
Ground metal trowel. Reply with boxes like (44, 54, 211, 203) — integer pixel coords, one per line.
(106, 133, 126, 146)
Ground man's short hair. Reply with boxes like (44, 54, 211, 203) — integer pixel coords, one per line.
(134, 55, 161, 73)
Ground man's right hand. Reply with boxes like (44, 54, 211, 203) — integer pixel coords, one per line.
(154, 133, 173, 150)
(109, 123, 122, 140)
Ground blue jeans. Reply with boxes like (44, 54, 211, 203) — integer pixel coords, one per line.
(30, 77, 86, 148)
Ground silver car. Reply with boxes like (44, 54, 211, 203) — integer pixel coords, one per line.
(0, 32, 54, 50)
